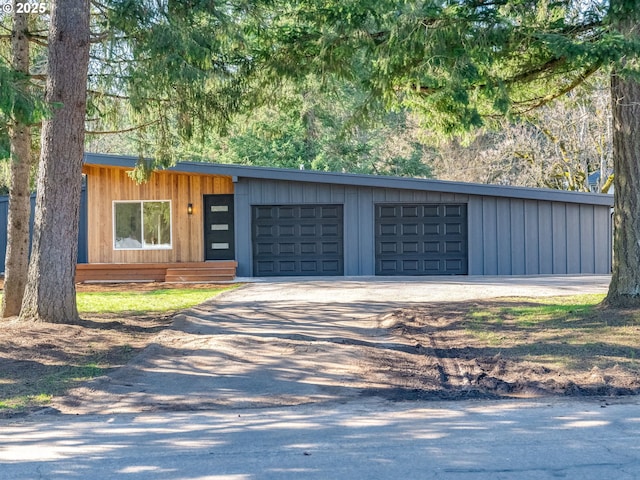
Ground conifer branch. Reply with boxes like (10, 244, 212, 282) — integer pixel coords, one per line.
(85, 119, 161, 135)
(514, 62, 602, 114)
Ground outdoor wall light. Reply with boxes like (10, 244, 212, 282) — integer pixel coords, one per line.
(187, 203, 193, 215)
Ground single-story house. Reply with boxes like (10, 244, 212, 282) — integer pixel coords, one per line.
(72, 152, 613, 282)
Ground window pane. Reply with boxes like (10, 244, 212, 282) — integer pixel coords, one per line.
(143, 201, 171, 248)
(114, 203, 142, 248)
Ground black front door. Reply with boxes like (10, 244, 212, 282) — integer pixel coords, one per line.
(204, 194, 235, 260)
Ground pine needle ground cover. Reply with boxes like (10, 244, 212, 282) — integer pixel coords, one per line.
(0, 283, 237, 416)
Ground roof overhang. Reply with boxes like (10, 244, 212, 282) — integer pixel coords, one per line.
(83, 152, 614, 207)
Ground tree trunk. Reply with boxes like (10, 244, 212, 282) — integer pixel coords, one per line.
(19, 0, 90, 323)
(604, 1, 640, 306)
(2, 11, 34, 318)
(605, 72, 640, 306)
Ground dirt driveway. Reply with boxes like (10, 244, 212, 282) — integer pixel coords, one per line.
(54, 276, 615, 414)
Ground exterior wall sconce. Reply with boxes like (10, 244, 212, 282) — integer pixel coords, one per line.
(187, 203, 193, 215)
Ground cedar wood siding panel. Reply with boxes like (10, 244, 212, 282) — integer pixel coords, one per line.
(84, 165, 233, 263)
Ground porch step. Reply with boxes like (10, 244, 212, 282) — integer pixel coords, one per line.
(76, 261, 237, 283)
(164, 263, 237, 283)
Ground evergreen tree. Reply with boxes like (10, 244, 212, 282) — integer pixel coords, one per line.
(19, 0, 90, 323)
(1, 0, 274, 322)
(0, 8, 47, 318)
(269, 0, 640, 305)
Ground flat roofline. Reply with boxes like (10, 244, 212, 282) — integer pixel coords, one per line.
(84, 152, 614, 207)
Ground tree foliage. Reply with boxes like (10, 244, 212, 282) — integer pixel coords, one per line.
(87, 0, 273, 177)
(264, 0, 640, 304)
(431, 76, 613, 191)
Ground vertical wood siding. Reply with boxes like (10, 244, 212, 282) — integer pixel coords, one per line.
(84, 165, 233, 263)
(236, 179, 471, 276)
(236, 179, 611, 277)
(467, 195, 612, 275)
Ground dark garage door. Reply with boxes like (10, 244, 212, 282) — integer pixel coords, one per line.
(375, 203, 468, 275)
(252, 205, 344, 276)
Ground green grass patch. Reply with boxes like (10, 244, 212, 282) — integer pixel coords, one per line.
(77, 286, 238, 314)
(467, 294, 605, 328)
(464, 294, 640, 371)
(0, 393, 52, 411)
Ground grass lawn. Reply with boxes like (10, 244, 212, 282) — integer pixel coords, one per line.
(76, 287, 237, 314)
(464, 294, 640, 372)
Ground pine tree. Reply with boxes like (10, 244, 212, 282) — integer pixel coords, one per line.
(269, 0, 640, 305)
(19, 0, 90, 323)
(1, 10, 37, 317)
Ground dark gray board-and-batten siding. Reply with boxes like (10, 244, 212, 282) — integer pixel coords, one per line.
(0, 188, 88, 273)
(234, 178, 612, 277)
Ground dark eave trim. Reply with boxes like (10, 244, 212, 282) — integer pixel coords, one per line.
(83, 152, 614, 207)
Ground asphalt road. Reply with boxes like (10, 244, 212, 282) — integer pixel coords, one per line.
(3, 275, 639, 479)
(2, 398, 640, 479)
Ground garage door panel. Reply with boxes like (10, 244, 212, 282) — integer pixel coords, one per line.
(402, 206, 419, 217)
(300, 207, 316, 218)
(253, 204, 344, 276)
(379, 242, 398, 254)
(300, 260, 318, 272)
(445, 205, 463, 217)
(424, 241, 440, 253)
(255, 243, 275, 255)
(321, 242, 340, 254)
(402, 224, 419, 235)
(424, 205, 440, 217)
(375, 203, 467, 276)
(445, 223, 462, 235)
(424, 259, 441, 272)
(278, 225, 296, 236)
(379, 206, 398, 218)
(301, 243, 317, 254)
(445, 259, 464, 272)
(402, 242, 419, 253)
(424, 224, 440, 235)
(321, 224, 339, 236)
(380, 224, 397, 235)
(254, 206, 273, 219)
(445, 241, 463, 253)
(300, 224, 317, 236)
(278, 207, 295, 218)
(320, 206, 341, 218)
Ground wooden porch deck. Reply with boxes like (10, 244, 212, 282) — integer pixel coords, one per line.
(76, 261, 237, 283)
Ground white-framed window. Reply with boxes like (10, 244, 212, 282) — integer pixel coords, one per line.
(113, 200, 172, 250)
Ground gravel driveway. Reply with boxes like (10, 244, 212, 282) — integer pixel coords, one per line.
(55, 275, 611, 414)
